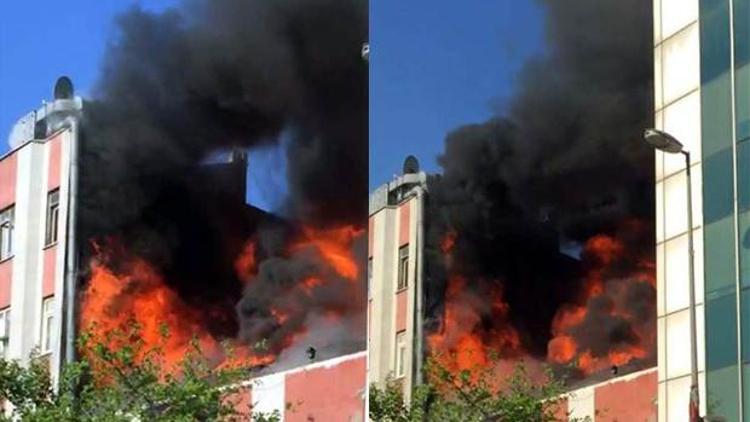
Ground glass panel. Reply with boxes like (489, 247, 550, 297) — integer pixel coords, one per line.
(704, 216, 737, 294)
(697, 304, 706, 372)
(742, 287, 750, 363)
(702, 74, 735, 157)
(744, 363, 750, 420)
(737, 141, 750, 287)
(663, 23, 700, 104)
(666, 375, 691, 422)
(706, 292, 738, 370)
(735, 0, 750, 141)
(706, 365, 740, 421)
(695, 227, 706, 303)
(700, 0, 731, 85)
(740, 140, 750, 212)
(702, 147, 734, 224)
(665, 171, 688, 238)
(667, 309, 692, 378)
(663, 0, 699, 37)
(666, 234, 690, 312)
(664, 92, 702, 175)
(740, 211, 750, 288)
(737, 61, 750, 141)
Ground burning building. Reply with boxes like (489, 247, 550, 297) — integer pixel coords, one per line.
(0, 75, 367, 420)
(1, 0, 368, 419)
(368, 157, 658, 420)
(368, 0, 749, 420)
(368, 0, 660, 420)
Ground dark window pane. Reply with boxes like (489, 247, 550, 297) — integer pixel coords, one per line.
(740, 212, 750, 287)
(737, 64, 750, 142)
(742, 288, 750, 362)
(700, 0, 732, 84)
(703, 147, 735, 223)
(704, 217, 737, 295)
(702, 75, 734, 157)
(706, 292, 738, 370)
(707, 364, 741, 421)
(740, 141, 750, 212)
(736, 0, 750, 67)
(736, 0, 750, 140)
(744, 363, 750, 420)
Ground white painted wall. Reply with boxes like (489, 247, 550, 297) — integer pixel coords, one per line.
(653, 0, 707, 419)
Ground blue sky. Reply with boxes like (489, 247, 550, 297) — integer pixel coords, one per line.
(0, 0, 178, 154)
(0, 0, 288, 210)
(1, 1, 546, 202)
(369, 1, 544, 189)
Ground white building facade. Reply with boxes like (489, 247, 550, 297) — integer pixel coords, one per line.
(0, 78, 82, 383)
(654, 0, 749, 419)
(367, 158, 427, 400)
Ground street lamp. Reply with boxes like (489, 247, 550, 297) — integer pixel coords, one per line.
(643, 128, 701, 422)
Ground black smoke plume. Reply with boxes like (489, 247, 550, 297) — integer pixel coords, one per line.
(424, 0, 655, 379)
(78, 0, 367, 364)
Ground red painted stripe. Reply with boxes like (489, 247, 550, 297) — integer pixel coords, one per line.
(42, 246, 57, 298)
(399, 202, 410, 246)
(284, 356, 366, 421)
(47, 134, 63, 189)
(593, 371, 657, 421)
(0, 153, 17, 209)
(395, 290, 408, 332)
(0, 260, 11, 308)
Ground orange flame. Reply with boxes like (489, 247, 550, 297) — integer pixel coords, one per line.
(293, 226, 363, 281)
(427, 275, 523, 377)
(234, 240, 257, 283)
(546, 229, 654, 375)
(81, 242, 274, 375)
(433, 222, 655, 381)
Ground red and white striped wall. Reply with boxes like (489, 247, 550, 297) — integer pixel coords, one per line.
(237, 351, 367, 421)
(0, 128, 70, 379)
(556, 368, 658, 421)
(368, 172, 427, 401)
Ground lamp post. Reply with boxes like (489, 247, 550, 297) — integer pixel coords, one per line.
(644, 128, 700, 422)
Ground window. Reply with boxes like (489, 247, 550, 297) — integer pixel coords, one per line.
(40, 297, 54, 354)
(397, 245, 409, 290)
(45, 190, 59, 246)
(0, 308, 9, 359)
(395, 331, 406, 378)
(0, 206, 13, 260)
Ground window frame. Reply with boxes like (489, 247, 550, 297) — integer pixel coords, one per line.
(45, 190, 60, 247)
(0, 307, 9, 359)
(40, 297, 54, 354)
(395, 331, 407, 378)
(397, 245, 409, 291)
(0, 205, 14, 261)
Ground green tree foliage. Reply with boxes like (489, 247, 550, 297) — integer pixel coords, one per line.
(0, 323, 279, 421)
(370, 356, 590, 422)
